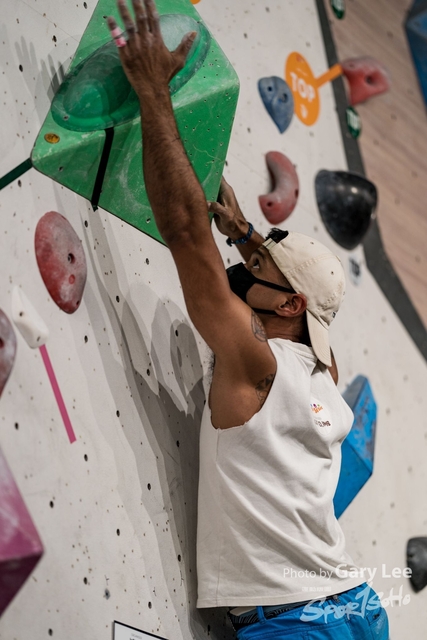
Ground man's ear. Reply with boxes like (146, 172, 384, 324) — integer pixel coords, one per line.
(276, 293, 307, 317)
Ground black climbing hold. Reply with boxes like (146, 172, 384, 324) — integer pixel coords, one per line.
(407, 537, 427, 592)
(315, 170, 377, 250)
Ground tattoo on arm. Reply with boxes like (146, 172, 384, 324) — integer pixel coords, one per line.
(251, 311, 268, 342)
(255, 373, 275, 408)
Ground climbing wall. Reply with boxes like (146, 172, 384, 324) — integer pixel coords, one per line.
(1, 1, 427, 639)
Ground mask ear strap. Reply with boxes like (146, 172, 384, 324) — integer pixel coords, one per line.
(251, 308, 277, 316)
(253, 277, 294, 294)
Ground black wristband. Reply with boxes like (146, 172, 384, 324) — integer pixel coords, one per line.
(226, 223, 254, 247)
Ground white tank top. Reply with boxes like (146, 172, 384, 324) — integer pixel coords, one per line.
(196, 338, 367, 608)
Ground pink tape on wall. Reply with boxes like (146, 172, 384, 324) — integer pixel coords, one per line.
(39, 345, 76, 444)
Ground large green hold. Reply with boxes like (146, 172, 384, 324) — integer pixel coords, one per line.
(31, 0, 240, 244)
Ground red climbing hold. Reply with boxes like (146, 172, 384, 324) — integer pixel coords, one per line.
(0, 310, 17, 399)
(0, 448, 44, 615)
(259, 152, 299, 225)
(341, 57, 390, 106)
(35, 212, 87, 314)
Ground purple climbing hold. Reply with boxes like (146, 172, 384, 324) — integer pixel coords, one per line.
(0, 448, 44, 615)
(0, 310, 17, 399)
(258, 76, 294, 133)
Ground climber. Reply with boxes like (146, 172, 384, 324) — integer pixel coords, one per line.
(107, 2, 389, 638)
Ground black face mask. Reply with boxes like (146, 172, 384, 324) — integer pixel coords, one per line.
(226, 262, 295, 315)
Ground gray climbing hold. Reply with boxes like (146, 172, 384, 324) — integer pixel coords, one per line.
(407, 537, 427, 592)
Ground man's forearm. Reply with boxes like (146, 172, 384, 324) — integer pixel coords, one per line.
(138, 88, 209, 243)
(234, 228, 265, 261)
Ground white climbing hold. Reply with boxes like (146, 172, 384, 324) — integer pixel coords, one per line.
(11, 287, 49, 348)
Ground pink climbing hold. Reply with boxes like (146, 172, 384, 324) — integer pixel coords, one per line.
(0, 448, 44, 615)
(35, 211, 87, 314)
(341, 57, 390, 106)
(259, 151, 299, 225)
(0, 310, 17, 399)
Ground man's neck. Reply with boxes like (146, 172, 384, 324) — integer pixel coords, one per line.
(262, 316, 311, 347)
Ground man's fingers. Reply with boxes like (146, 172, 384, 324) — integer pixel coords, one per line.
(208, 201, 228, 217)
(220, 176, 231, 192)
(219, 175, 234, 200)
(145, 0, 161, 35)
(118, 0, 137, 40)
(174, 31, 197, 64)
(107, 16, 128, 50)
(132, 0, 149, 39)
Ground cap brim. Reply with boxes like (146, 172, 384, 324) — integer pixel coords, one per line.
(306, 310, 332, 367)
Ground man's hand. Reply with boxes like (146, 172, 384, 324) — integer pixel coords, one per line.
(209, 177, 265, 260)
(208, 177, 249, 241)
(107, 0, 196, 97)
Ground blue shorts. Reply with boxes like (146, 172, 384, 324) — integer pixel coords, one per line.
(229, 582, 389, 639)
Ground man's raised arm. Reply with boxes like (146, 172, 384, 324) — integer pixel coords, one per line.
(106, 0, 276, 386)
(108, 0, 206, 244)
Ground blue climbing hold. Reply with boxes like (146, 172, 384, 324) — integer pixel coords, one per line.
(333, 375, 377, 519)
(258, 76, 294, 133)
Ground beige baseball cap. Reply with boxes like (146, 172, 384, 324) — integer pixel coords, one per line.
(262, 232, 345, 367)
